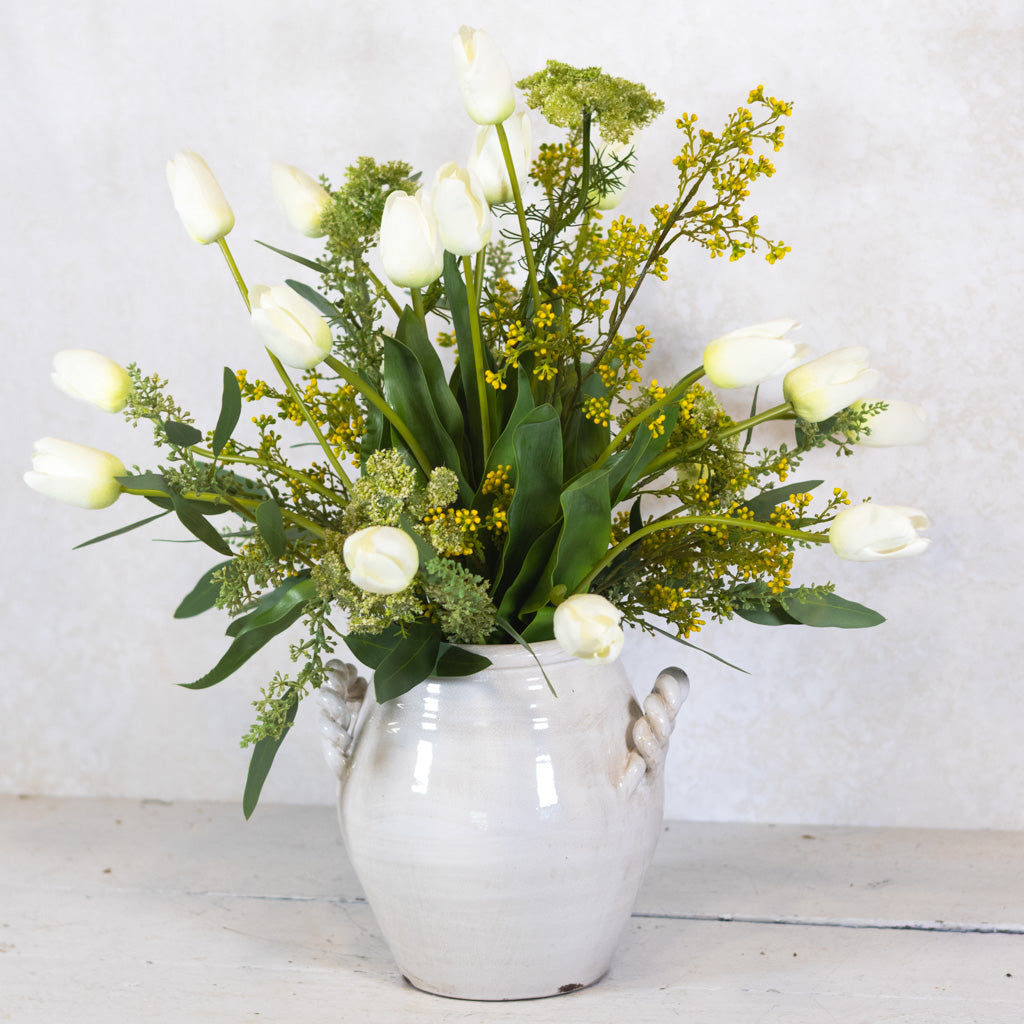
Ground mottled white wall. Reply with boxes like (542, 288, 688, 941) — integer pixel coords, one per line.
(3, 0, 1021, 828)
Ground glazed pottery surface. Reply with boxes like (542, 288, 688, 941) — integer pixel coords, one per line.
(318, 640, 687, 1000)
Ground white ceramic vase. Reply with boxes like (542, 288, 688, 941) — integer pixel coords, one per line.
(318, 640, 688, 1000)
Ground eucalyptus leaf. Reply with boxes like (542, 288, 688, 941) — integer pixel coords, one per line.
(212, 367, 241, 456)
(744, 480, 824, 522)
(72, 510, 172, 550)
(242, 697, 298, 819)
(343, 624, 403, 670)
(781, 591, 886, 628)
(256, 499, 286, 559)
(433, 644, 492, 677)
(225, 576, 316, 639)
(174, 559, 234, 618)
(163, 420, 203, 447)
(256, 239, 330, 274)
(169, 489, 233, 556)
(285, 279, 342, 318)
(372, 620, 441, 703)
(181, 599, 308, 690)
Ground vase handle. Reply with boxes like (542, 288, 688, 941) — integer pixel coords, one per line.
(619, 666, 689, 796)
(317, 660, 369, 780)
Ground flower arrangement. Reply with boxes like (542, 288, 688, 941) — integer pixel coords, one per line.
(26, 27, 929, 814)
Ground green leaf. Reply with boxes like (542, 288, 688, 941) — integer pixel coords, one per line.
(242, 697, 298, 820)
(225, 577, 316, 639)
(395, 307, 465, 457)
(163, 420, 203, 447)
(483, 368, 535, 480)
(443, 251, 490, 475)
(564, 365, 611, 478)
(255, 239, 330, 274)
(521, 605, 555, 643)
(174, 559, 234, 618)
(72, 510, 172, 550)
(382, 334, 470, 498)
(343, 624, 403, 670)
(433, 644, 492, 677)
(732, 603, 802, 626)
(255, 499, 286, 559)
(372, 620, 442, 703)
(781, 591, 886, 628)
(181, 598, 309, 689)
(497, 520, 560, 621)
(551, 466, 613, 594)
(285, 279, 342, 319)
(212, 367, 241, 456)
(494, 406, 564, 603)
(169, 489, 234, 556)
(744, 480, 825, 522)
(496, 617, 556, 696)
(645, 620, 749, 673)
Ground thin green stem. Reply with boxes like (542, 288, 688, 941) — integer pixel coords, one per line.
(714, 402, 794, 443)
(461, 255, 492, 458)
(495, 121, 542, 313)
(577, 515, 827, 593)
(365, 265, 404, 318)
(189, 446, 342, 504)
(216, 238, 353, 494)
(122, 487, 327, 538)
(591, 367, 705, 470)
(324, 354, 433, 476)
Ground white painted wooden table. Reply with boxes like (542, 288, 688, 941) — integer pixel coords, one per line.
(2, 796, 1022, 1022)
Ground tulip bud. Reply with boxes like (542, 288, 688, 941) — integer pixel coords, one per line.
(24, 437, 126, 510)
(850, 400, 929, 447)
(703, 318, 808, 389)
(166, 150, 234, 244)
(343, 526, 420, 595)
(51, 350, 132, 413)
(783, 347, 880, 422)
(553, 593, 625, 663)
(591, 141, 635, 211)
(249, 285, 333, 370)
(379, 190, 444, 289)
(452, 26, 516, 126)
(467, 111, 532, 205)
(270, 162, 331, 238)
(829, 503, 930, 561)
(432, 163, 492, 257)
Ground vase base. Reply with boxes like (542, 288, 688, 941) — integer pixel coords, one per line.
(401, 970, 607, 1002)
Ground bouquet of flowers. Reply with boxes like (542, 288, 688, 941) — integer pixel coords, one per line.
(25, 27, 929, 813)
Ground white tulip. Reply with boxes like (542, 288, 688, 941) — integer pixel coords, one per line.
(553, 593, 625, 663)
(432, 163, 492, 257)
(829, 503, 930, 561)
(52, 350, 132, 413)
(379, 190, 444, 289)
(592, 141, 635, 211)
(270, 162, 331, 238)
(703, 318, 808, 389)
(851, 400, 929, 447)
(249, 285, 333, 370)
(24, 437, 125, 510)
(467, 111, 532, 205)
(343, 526, 420, 595)
(166, 150, 234, 244)
(783, 346, 880, 422)
(452, 26, 516, 126)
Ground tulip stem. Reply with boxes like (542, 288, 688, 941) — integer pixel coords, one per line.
(410, 287, 426, 328)
(218, 239, 252, 313)
(324, 355, 434, 477)
(495, 121, 542, 315)
(591, 367, 706, 471)
(122, 487, 327, 538)
(461, 256, 493, 458)
(577, 515, 827, 594)
(189, 446, 342, 504)
(216, 239, 353, 494)
(714, 402, 794, 443)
